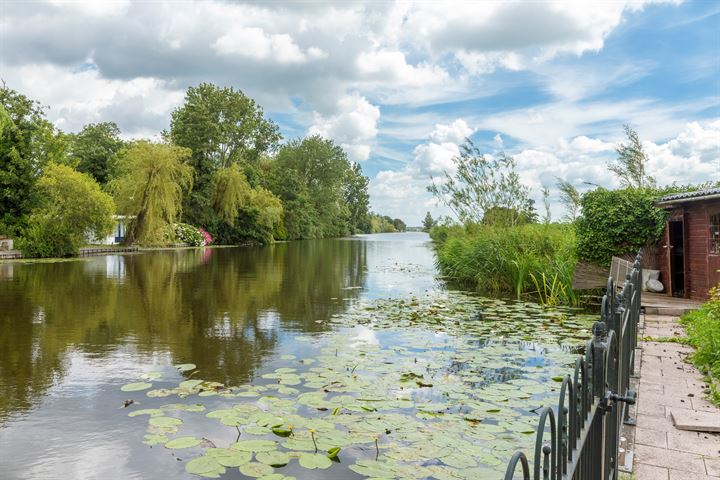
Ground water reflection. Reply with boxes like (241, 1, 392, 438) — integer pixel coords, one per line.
(0, 237, 378, 422)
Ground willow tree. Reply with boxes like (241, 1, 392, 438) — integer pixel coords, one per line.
(213, 164, 252, 225)
(110, 141, 193, 245)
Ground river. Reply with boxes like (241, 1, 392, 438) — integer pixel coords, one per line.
(0, 233, 591, 480)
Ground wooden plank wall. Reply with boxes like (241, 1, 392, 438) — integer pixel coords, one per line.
(686, 202, 710, 299)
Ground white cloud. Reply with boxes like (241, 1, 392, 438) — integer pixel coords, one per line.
(213, 28, 320, 64)
(308, 95, 381, 162)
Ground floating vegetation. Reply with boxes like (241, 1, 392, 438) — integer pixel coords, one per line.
(121, 291, 594, 479)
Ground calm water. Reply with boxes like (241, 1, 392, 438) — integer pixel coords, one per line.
(0, 233, 440, 479)
(0, 233, 589, 480)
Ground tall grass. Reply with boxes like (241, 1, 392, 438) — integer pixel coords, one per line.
(680, 284, 720, 406)
(430, 223, 578, 305)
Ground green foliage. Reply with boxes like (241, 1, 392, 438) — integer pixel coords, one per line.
(422, 212, 435, 232)
(680, 285, 720, 406)
(608, 125, 656, 189)
(344, 162, 371, 234)
(70, 122, 124, 185)
(269, 136, 352, 239)
(556, 178, 581, 223)
(576, 188, 668, 265)
(174, 223, 205, 246)
(110, 141, 193, 246)
(369, 214, 400, 233)
(213, 164, 253, 225)
(0, 87, 69, 235)
(430, 223, 578, 304)
(18, 163, 115, 257)
(428, 140, 535, 226)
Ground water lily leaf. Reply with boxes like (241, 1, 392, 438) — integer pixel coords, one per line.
(165, 436, 202, 449)
(128, 408, 164, 417)
(175, 363, 197, 372)
(271, 427, 293, 437)
(142, 434, 168, 446)
(179, 379, 204, 390)
(185, 456, 225, 477)
(149, 416, 183, 428)
(206, 448, 252, 467)
(326, 447, 341, 459)
(121, 382, 152, 392)
(256, 451, 290, 467)
(298, 453, 333, 469)
(231, 439, 277, 452)
(239, 462, 274, 477)
(258, 475, 296, 480)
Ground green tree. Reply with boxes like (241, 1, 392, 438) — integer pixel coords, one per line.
(344, 162, 371, 233)
(422, 212, 435, 232)
(169, 83, 281, 228)
(213, 164, 253, 225)
(19, 163, 115, 257)
(428, 139, 535, 227)
(576, 188, 667, 265)
(608, 124, 656, 189)
(110, 141, 193, 246)
(392, 218, 407, 232)
(556, 178, 581, 222)
(70, 122, 124, 184)
(0, 87, 69, 235)
(270, 136, 351, 239)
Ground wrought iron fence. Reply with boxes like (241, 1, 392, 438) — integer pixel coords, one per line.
(504, 251, 642, 480)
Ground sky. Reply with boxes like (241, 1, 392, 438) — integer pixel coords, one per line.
(1, 0, 719, 225)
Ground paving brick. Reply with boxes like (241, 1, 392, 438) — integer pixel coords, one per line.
(635, 462, 669, 480)
(706, 457, 720, 477)
(635, 428, 667, 448)
(634, 444, 707, 473)
(668, 469, 720, 480)
(666, 430, 720, 456)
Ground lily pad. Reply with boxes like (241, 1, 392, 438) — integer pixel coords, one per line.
(149, 416, 183, 428)
(239, 462, 274, 477)
(298, 453, 333, 469)
(185, 456, 225, 477)
(256, 451, 290, 467)
(165, 436, 202, 449)
(176, 363, 197, 372)
(121, 382, 152, 392)
(231, 439, 277, 452)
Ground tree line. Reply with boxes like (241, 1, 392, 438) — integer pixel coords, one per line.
(0, 83, 406, 257)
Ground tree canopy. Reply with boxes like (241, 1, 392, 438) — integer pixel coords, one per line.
(71, 122, 124, 185)
(428, 139, 535, 227)
(20, 163, 115, 257)
(110, 141, 193, 245)
(608, 125, 656, 189)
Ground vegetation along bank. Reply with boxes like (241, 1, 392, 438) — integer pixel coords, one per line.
(0, 84, 406, 259)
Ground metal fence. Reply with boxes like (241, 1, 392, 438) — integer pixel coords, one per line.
(504, 251, 642, 480)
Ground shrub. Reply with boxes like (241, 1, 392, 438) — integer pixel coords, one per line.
(431, 223, 578, 304)
(680, 284, 720, 406)
(18, 163, 115, 258)
(576, 188, 668, 266)
(174, 223, 205, 246)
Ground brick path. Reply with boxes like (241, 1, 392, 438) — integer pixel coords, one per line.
(631, 313, 720, 480)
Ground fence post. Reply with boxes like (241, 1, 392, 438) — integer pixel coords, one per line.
(592, 321, 607, 398)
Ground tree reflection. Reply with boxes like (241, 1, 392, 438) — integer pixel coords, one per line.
(0, 240, 367, 421)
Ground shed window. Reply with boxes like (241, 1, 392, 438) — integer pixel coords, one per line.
(711, 213, 720, 255)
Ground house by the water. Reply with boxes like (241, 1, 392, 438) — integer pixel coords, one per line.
(655, 188, 720, 300)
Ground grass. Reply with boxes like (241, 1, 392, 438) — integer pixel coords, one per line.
(430, 223, 579, 305)
(680, 284, 720, 406)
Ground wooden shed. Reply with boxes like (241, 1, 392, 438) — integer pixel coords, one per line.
(655, 188, 720, 300)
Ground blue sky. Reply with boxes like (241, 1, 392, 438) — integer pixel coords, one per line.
(1, 0, 718, 224)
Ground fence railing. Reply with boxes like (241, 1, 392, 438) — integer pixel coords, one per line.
(504, 251, 642, 480)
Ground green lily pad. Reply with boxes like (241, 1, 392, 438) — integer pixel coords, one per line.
(239, 462, 274, 477)
(326, 447, 341, 459)
(298, 453, 333, 469)
(185, 456, 225, 477)
(231, 439, 277, 452)
(165, 436, 202, 449)
(206, 448, 252, 467)
(121, 382, 152, 392)
(175, 363, 197, 372)
(149, 416, 183, 428)
(256, 451, 290, 467)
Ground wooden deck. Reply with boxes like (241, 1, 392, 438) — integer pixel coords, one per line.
(641, 292, 703, 316)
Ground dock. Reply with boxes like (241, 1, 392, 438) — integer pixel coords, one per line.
(642, 292, 703, 316)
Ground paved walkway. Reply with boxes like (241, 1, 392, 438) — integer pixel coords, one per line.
(631, 313, 720, 480)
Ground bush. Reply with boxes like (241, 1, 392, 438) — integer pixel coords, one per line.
(576, 188, 667, 265)
(431, 223, 578, 304)
(680, 285, 720, 406)
(174, 223, 205, 246)
(18, 163, 115, 258)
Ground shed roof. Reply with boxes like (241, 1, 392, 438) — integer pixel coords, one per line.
(656, 187, 720, 208)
